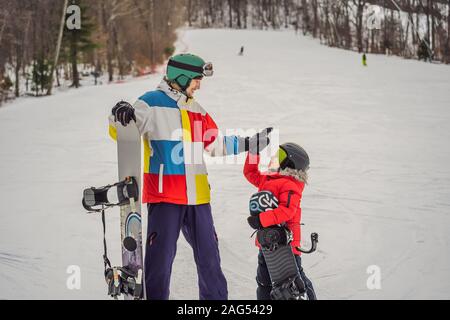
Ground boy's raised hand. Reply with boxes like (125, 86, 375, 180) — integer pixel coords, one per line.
(245, 127, 273, 155)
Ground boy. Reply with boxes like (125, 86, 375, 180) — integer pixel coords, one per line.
(244, 143, 317, 300)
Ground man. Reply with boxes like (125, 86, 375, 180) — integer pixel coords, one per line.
(110, 53, 271, 300)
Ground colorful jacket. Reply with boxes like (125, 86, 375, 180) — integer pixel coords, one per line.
(109, 80, 243, 205)
(244, 154, 304, 255)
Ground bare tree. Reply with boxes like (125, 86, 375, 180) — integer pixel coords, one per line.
(352, 0, 367, 53)
(47, 0, 69, 95)
(447, 0, 450, 63)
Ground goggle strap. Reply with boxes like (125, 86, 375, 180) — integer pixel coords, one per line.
(168, 59, 204, 74)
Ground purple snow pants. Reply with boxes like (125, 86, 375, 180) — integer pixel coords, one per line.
(144, 202, 228, 300)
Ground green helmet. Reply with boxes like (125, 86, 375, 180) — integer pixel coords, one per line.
(166, 54, 213, 90)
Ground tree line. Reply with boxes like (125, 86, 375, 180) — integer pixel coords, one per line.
(0, 0, 185, 104)
(187, 0, 450, 62)
(1, 1, 449, 105)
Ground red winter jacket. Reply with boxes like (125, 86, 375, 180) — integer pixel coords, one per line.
(244, 153, 304, 255)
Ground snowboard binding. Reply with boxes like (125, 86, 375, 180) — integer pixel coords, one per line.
(270, 275, 308, 300)
(105, 266, 143, 300)
(82, 177, 139, 212)
(82, 176, 144, 300)
(249, 191, 319, 300)
(257, 226, 292, 251)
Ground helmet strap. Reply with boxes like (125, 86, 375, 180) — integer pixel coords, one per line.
(173, 75, 191, 93)
(178, 79, 191, 92)
(166, 77, 190, 95)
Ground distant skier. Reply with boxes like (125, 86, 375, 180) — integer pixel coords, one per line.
(239, 46, 245, 56)
(110, 53, 272, 300)
(244, 143, 317, 300)
(362, 53, 368, 67)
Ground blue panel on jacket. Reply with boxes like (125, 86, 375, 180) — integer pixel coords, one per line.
(139, 90, 178, 109)
(149, 140, 186, 175)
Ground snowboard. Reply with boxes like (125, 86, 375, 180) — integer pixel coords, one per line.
(249, 191, 307, 300)
(116, 122, 144, 300)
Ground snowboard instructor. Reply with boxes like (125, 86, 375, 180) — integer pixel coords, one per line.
(110, 53, 272, 300)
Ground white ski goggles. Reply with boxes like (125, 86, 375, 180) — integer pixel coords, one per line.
(202, 62, 214, 77)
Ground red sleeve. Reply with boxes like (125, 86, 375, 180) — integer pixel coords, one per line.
(259, 184, 303, 227)
(202, 113, 218, 149)
(244, 153, 262, 187)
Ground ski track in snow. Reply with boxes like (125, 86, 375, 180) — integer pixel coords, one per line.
(1, 29, 450, 300)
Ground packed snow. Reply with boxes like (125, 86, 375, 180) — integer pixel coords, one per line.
(1, 29, 450, 300)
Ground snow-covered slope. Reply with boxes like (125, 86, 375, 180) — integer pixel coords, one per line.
(1, 29, 450, 300)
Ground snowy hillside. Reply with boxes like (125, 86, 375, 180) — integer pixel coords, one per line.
(1, 29, 450, 300)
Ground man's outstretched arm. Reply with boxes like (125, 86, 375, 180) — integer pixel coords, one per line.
(203, 113, 272, 157)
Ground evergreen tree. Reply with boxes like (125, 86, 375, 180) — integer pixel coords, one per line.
(61, 0, 97, 88)
(31, 58, 51, 96)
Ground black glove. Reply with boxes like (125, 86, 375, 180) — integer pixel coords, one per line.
(112, 101, 136, 126)
(245, 127, 273, 155)
(247, 216, 263, 230)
